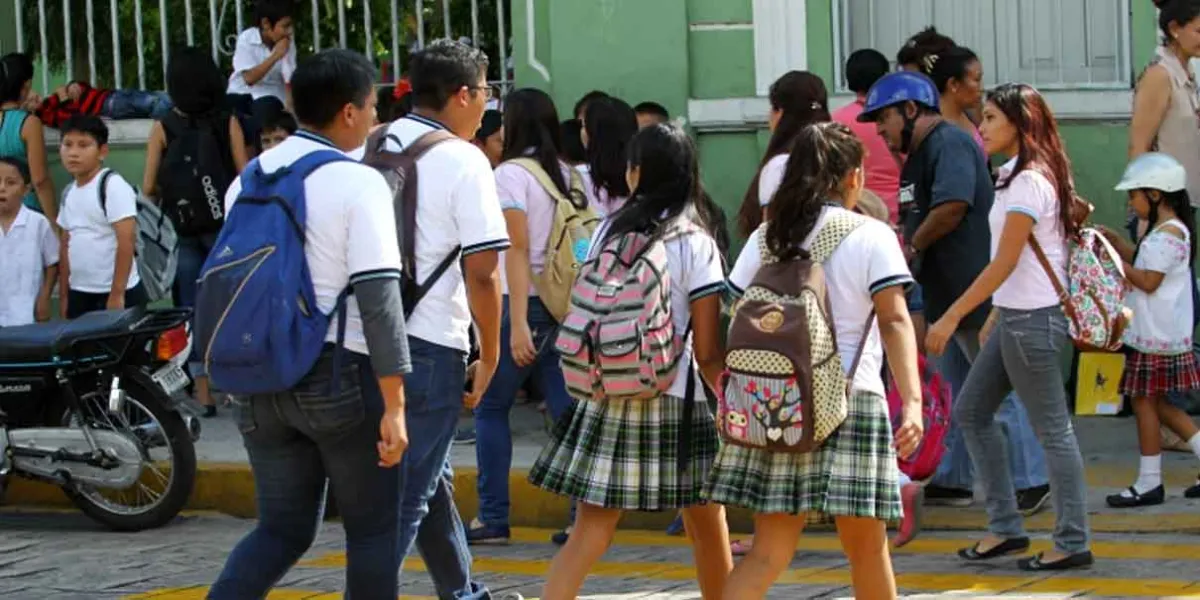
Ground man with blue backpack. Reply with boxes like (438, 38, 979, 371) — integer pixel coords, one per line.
(199, 49, 412, 599)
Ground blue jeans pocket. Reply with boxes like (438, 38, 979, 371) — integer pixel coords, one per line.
(233, 397, 257, 434)
(291, 353, 366, 437)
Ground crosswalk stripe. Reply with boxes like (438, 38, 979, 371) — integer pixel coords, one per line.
(292, 554, 1200, 597)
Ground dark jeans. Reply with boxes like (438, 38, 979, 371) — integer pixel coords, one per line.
(208, 348, 401, 600)
(474, 297, 573, 528)
(397, 336, 490, 600)
(103, 89, 173, 121)
(176, 234, 218, 378)
(66, 284, 147, 318)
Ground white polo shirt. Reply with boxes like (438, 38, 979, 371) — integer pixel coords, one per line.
(0, 205, 59, 327)
(57, 170, 141, 293)
(223, 130, 402, 356)
(380, 114, 510, 352)
(227, 27, 296, 101)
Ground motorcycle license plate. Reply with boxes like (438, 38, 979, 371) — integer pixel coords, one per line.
(152, 364, 190, 395)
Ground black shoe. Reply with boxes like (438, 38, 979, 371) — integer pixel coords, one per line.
(454, 428, 477, 445)
(1105, 485, 1165, 508)
(1017, 484, 1051, 516)
(202, 405, 217, 418)
(1018, 551, 1094, 572)
(1185, 475, 1200, 499)
(957, 537, 1031, 561)
(924, 485, 974, 507)
(550, 526, 571, 545)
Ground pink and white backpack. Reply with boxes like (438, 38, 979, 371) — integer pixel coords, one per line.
(1030, 226, 1131, 351)
(555, 226, 695, 401)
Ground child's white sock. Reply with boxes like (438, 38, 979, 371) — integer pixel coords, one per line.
(1189, 432, 1200, 460)
(1122, 454, 1163, 497)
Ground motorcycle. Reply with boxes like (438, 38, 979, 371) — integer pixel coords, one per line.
(0, 307, 200, 531)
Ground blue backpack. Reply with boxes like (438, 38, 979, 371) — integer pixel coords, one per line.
(194, 150, 353, 395)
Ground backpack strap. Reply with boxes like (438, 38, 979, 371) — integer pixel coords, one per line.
(97, 168, 115, 215)
(1027, 233, 1083, 335)
(506, 157, 584, 205)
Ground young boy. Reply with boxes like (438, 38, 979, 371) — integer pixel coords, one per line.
(55, 115, 145, 318)
(0, 157, 58, 327)
(633, 101, 669, 129)
(259, 107, 297, 151)
(227, 0, 296, 123)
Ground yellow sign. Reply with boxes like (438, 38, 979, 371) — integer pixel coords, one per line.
(1075, 352, 1125, 416)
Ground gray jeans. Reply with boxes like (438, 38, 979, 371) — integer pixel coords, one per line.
(954, 306, 1090, 554)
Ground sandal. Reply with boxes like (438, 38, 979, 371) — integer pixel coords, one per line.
(1017, 551, 1094, 572)
(957, 537, 1030, 561)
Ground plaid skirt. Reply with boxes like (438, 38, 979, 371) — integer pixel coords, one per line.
(702, 390, 901, 523)
(1121, 350, 1200, 397)
(528, 394, 720, 511)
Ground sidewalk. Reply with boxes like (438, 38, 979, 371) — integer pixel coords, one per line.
(7, 399, 1200, 534)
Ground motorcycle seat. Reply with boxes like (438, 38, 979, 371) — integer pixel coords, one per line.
(0, 308, 146, 363)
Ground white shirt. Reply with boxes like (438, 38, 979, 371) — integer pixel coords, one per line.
(223, 131, 402, 356)
(380, 114, 511, 352)
(227, 28, 296, 101)
(57, 170, 141, 293)
(728, 206, 913, 397)
(1123, 219, 1194, 354)
(587, 218, 727, 399)
(990, 159, 1068, 310)
(0, 205, 58, 327)
(495, 159, 574, 296)
(757, 154, 790, 207)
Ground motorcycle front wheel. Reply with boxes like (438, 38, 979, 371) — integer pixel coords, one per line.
(60, 368, 197, 531)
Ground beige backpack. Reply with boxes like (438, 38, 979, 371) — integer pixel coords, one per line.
(506, 158, 600, 321)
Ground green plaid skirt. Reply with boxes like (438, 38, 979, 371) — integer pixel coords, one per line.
(703, 390, 900, 523)
(528, 394, 720, 511)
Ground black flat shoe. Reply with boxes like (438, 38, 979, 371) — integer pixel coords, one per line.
(957, 537, 1031, 561)
(1105, 485, 1164, 508)
(1018, 551, 1094, 571)
(1185, 475, 1200, 499)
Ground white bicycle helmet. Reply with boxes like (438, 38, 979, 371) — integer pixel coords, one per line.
(1114, 152, 1187, 193)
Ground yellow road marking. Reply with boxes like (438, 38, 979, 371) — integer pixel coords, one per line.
(518, 527, 1200, 562)
(291, 554, 1200, 597)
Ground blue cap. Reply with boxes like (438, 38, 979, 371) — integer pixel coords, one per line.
(857, 71, 940, 122)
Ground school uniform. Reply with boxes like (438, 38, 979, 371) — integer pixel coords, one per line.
(704, 206, 911, 522)
(56, 170, 146, 317)
(0, 205, 58, 327)
(529, 219, 726, 510)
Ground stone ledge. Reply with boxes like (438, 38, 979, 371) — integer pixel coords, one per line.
(43, 118, 154, 148)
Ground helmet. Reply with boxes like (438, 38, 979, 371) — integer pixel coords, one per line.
(1115, 152, 1187, 193)
(857, 71, 940, 122)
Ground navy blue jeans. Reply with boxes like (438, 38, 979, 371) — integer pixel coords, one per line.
(103, 89, 173, 120)
(397, 336, 490, 600)
(208, 348, 400, 600)
(474, 297, 573, 528)
(176, 233, 218, 378)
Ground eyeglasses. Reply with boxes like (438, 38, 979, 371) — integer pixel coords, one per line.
(467, 85, 495, 100)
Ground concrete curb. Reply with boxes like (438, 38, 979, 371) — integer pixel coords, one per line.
(7, 462, 1200, 534)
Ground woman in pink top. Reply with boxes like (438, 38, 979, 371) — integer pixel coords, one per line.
(832, 49, 902, 224)
(925, 46, 987, 152)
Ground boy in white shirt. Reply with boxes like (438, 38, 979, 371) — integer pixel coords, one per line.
(55, 116, 145, 318)
(0, 157, 58, 326)
(227, 0, 296, 144)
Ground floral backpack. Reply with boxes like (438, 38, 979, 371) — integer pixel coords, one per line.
(717, 214, 872, 453)
(1030, 218, 1131, 351)
(886, 353, 951, 481)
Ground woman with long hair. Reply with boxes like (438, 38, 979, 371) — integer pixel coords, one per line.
(142, 46, 250, 418)
(580, 95, 638, 216)
(736, 71, 830, 237)
(708, 122, 923, 598)
(467, 88, 582, 545)
(531, 124, 733, 600)
(926, 83, 1093, 571)
(0, 52, 57, 223)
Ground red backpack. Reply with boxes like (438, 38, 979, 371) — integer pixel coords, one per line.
(887, 353, 951, 481)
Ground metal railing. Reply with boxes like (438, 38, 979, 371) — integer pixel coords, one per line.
(10, 0, 512, 96)
(832, 0, 1132, 91)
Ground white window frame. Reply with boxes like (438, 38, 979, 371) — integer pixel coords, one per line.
(752, 0, 808, 96)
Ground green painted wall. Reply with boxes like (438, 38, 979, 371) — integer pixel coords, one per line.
(687, 0, 752, 24)
(512, 0, 689, 122)
(0, 3, 16, 54)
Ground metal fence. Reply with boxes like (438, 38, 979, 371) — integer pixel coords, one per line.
(10, 0, 512, 96)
